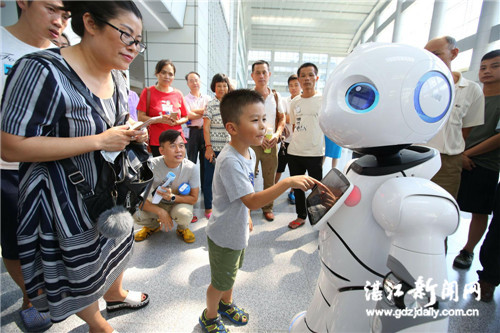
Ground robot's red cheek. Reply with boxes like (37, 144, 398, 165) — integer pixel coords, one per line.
(344, 185, 361, 207)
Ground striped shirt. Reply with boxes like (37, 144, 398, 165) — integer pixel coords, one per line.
(1, 49, 133, 322)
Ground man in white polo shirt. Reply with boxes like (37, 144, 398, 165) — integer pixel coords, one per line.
(184, 71, 211, 195)
(250, 60, 286, 221)
(424, 36, 484, 199)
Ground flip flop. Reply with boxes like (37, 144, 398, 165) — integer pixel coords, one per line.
(288, 219, 305, 229)
(19, 307, 52, 332)
(106, 291, 150, 312)
(191, 216, 199, 223)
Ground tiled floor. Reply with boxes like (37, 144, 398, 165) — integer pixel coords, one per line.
(1, 152, 499, 332)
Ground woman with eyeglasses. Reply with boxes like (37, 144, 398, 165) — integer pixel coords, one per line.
(1, 1, 149, 331)
(202, 73, 233, 219)
(136, 59, 189, 157)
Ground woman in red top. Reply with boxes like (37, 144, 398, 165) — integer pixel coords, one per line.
(137, 59, 189, 156)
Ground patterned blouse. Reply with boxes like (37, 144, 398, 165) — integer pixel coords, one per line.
(204, 98, 230, 152)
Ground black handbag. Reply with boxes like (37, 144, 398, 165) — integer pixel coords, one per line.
(30, 52, 154, 238)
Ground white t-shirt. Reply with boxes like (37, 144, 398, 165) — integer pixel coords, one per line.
(288, 94, 325, 157)
(426, 72, 484, 155)
(206, 144, 255, 250)
(258, 87, 285, 132)
(283, 95, 295, 144)
(0, 27, 56, 170)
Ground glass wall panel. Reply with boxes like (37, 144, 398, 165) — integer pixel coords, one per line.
(274, 51, 300, 63)
(248, 50, 272, 61)
(442, 0, 482, 40)
(398, 0, 432, 47)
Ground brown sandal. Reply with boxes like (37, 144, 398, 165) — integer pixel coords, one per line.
(288, 219, 305, 229)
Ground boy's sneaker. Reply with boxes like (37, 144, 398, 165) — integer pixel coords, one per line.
(199, 309, 229, 333)
(453, 249, 474, 269)
(288, 192, 296, 205)
(176, 228, 195, 243)
(134, 226, 160, 242)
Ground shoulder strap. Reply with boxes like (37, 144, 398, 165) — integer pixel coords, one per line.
(23, 52, 114, 199)
(272, 89, 279, 131)
(28, 52, 115, 128)
(271, 89, 279, 112)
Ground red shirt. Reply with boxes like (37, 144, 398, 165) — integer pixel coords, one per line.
(137, 86, 188, 146)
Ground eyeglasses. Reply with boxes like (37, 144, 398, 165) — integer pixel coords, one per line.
(101, 20, 147, 53)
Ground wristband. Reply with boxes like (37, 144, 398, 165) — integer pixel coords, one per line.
(206, 144, 212, 148)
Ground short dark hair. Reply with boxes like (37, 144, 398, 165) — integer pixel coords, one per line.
(297, 62, 318, 76)
(210, 73, 232, 93)
(155, 59, 176, 75)
(288, 74, 298, 85)
(481, 49, 500, 62)
(220, 89, 264, 126)
(252, 60, 270, 73)
(63, 1, 142, 38)
(159, 130, 182, 146)
(185, 71, 200, 81)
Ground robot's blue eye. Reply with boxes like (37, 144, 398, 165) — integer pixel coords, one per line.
(345, 83, 379, 113)
(414, 71, 452, 123)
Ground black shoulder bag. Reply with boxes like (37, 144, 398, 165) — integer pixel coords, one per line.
(31, 52, 154, 238)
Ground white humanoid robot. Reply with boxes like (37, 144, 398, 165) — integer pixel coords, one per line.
(289, 43, 460, 332)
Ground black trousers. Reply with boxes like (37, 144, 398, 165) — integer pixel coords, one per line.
(288, 155, 323, 220)
(186, 127, 205, 191)
(478, 183, 500, 286)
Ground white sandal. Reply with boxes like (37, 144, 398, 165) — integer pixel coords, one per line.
(106, 290, 150, 312)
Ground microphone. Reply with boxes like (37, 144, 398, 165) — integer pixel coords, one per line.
(152, 171, 176, 204)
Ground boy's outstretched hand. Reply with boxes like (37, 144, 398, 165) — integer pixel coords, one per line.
(286, 175, 320, 191)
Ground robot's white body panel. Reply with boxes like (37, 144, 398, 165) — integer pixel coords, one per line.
(290, 151, 458, 332)
(290, 43, 460, 333)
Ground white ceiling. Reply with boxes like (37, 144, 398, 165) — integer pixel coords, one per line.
(135, 0, 187, 31)
(242, 0, 385, 56)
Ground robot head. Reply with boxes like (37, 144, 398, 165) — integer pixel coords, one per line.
(320, 43, 454, 152)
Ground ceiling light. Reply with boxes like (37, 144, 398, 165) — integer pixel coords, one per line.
(251, 16, 316, 26)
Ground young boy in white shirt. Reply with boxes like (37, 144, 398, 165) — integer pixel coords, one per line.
(200, 89, 319, 332)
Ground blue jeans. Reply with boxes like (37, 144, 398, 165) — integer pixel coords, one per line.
(203, 151, 220, 210)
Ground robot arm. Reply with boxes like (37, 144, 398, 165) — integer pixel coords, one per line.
(372, 177, 459, 255)
(372, 177, 459, 283)
(371, 177, 459, 331)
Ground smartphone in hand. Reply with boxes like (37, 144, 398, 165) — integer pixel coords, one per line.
(129, 115, 162, 130)
(170, 111, 179, 120)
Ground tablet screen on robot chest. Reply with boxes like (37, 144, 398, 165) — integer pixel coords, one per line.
(306, 168, 353, 229)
